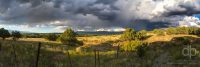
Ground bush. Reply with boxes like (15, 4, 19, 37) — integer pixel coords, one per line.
(135, 30, 148, 40)
(120, 28, 148, 41)
(0, 28, 11, 40)
(11, 31, 22, 41)
(121, 40, 147, 51)
(166, 27, 177, 35)
(136, 43, 148, 58)
(171, 37, 192, 45)
(23, 33, 47, 38)
(152, 29, 165, 36)
(166, 27, 200, 35)
(45, 33, 59, 41)
(120, 28, 136, 41)
(59, 28, 83, 46)
(188, 27, 200, 35)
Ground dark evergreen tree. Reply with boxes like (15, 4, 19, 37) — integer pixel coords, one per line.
(0, 28, 11, 40)
(45, 33, 58, 41)
(136, 43, 148, 58)
(12, 31, 22, 41)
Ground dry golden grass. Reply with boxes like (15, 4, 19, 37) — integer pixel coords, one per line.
(20, 38, 60, 43)
(145, 34, 199, 43)
(16, 35, 121, 46)
(20, 38, 47, 42)
(13, 34, 199, 46)
(78, 35, 120, 46)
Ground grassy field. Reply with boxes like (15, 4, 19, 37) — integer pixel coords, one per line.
(0, 34, 200, 67)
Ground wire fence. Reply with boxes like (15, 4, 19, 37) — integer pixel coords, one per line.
(0, 42, 147, 67)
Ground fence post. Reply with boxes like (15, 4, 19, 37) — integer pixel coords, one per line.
(0, 43, 1, 51)
(67, 50, 72, 67)
(116, 45, 120, 58)
(94, 50, 97, 67)
(94, 50, 100, 67)
(97, 51, 100, 67)
(12, 44, 17, 59)
(35, 42, 41, 67)
(11, 44, 18, 67)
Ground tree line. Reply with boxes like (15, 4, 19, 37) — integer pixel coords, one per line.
(0, 28, 22, 40)
(0, 28, 82, 46)
(119, 27, 200, 58)
(152, 27, 200, 36)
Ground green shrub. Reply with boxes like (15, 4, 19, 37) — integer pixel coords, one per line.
(152, 29, 165, 36)
(45, 33, 59, 41)
(135, 30, 148, 40)
(59, 28, 83, 46)
(166, 27, 176, 35)
(121, 40, 147, 51)
(136, 43, 148, 58)
(0, 28, 11, 40)
(11, 31, 22, 40)
(171, 37, 191, 45)
(120, 28, 147, 41)
(120, 28, 136, 41)
(188, 27, 200, 35)
(23, 33, 47, 38)
(166, 27, 200, 35)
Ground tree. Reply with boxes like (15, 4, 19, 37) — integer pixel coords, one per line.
(120, 28, 136, 41)
(188, 27, 199, 35)
(152, 29, 165, 36)
(0, 28, 11, 40)
(135, 30, 147, 40)
(12, 31, 22, 41)
(59, 28, 83, 46)
(45, 33, 58, 41)
(121, 40, 146, 51)
(166, 27, 176, 35)
(166, 27, 200, 35)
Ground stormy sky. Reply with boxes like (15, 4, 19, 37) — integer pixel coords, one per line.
(0, 0, 200, 33)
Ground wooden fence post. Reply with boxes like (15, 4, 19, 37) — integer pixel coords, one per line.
(116, 45, 120, 58)
(11, 44, 18, 67)
(94, 50, 97, 67)
(94, 50, 100, 67)
(12, 44, 17, 60)
(35, 42, 41, 67)
(67, 50, 72, 67)
(97, 51, 100, 67)
(0, 43, 1, 51)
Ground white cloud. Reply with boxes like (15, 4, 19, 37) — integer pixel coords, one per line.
(96, 27, 125, 32)
(178, 16, 200, 27)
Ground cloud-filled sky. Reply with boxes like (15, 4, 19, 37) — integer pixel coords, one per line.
(0, 0, 200, 33)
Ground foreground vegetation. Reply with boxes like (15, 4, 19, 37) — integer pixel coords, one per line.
(0, 27, 200, 67)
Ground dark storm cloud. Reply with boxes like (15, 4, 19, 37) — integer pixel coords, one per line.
(1, 3, 67, 24)
(0, 0, 200, 31)
(76, 3, 119, 21)
(0, 0, 12, 13)
(165, 10, 200, 16)
(163, 2, 200, 16)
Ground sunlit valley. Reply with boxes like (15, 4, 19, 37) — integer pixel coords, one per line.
(0, 0, 200, 67)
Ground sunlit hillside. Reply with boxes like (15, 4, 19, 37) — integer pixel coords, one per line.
(145, 34, 199, 42)
(1, 27, 200, 67)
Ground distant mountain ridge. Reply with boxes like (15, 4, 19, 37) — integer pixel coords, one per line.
(77, 31, 123, 35)
(7, 29, 123, 35)
(8, 30, 33, 34)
